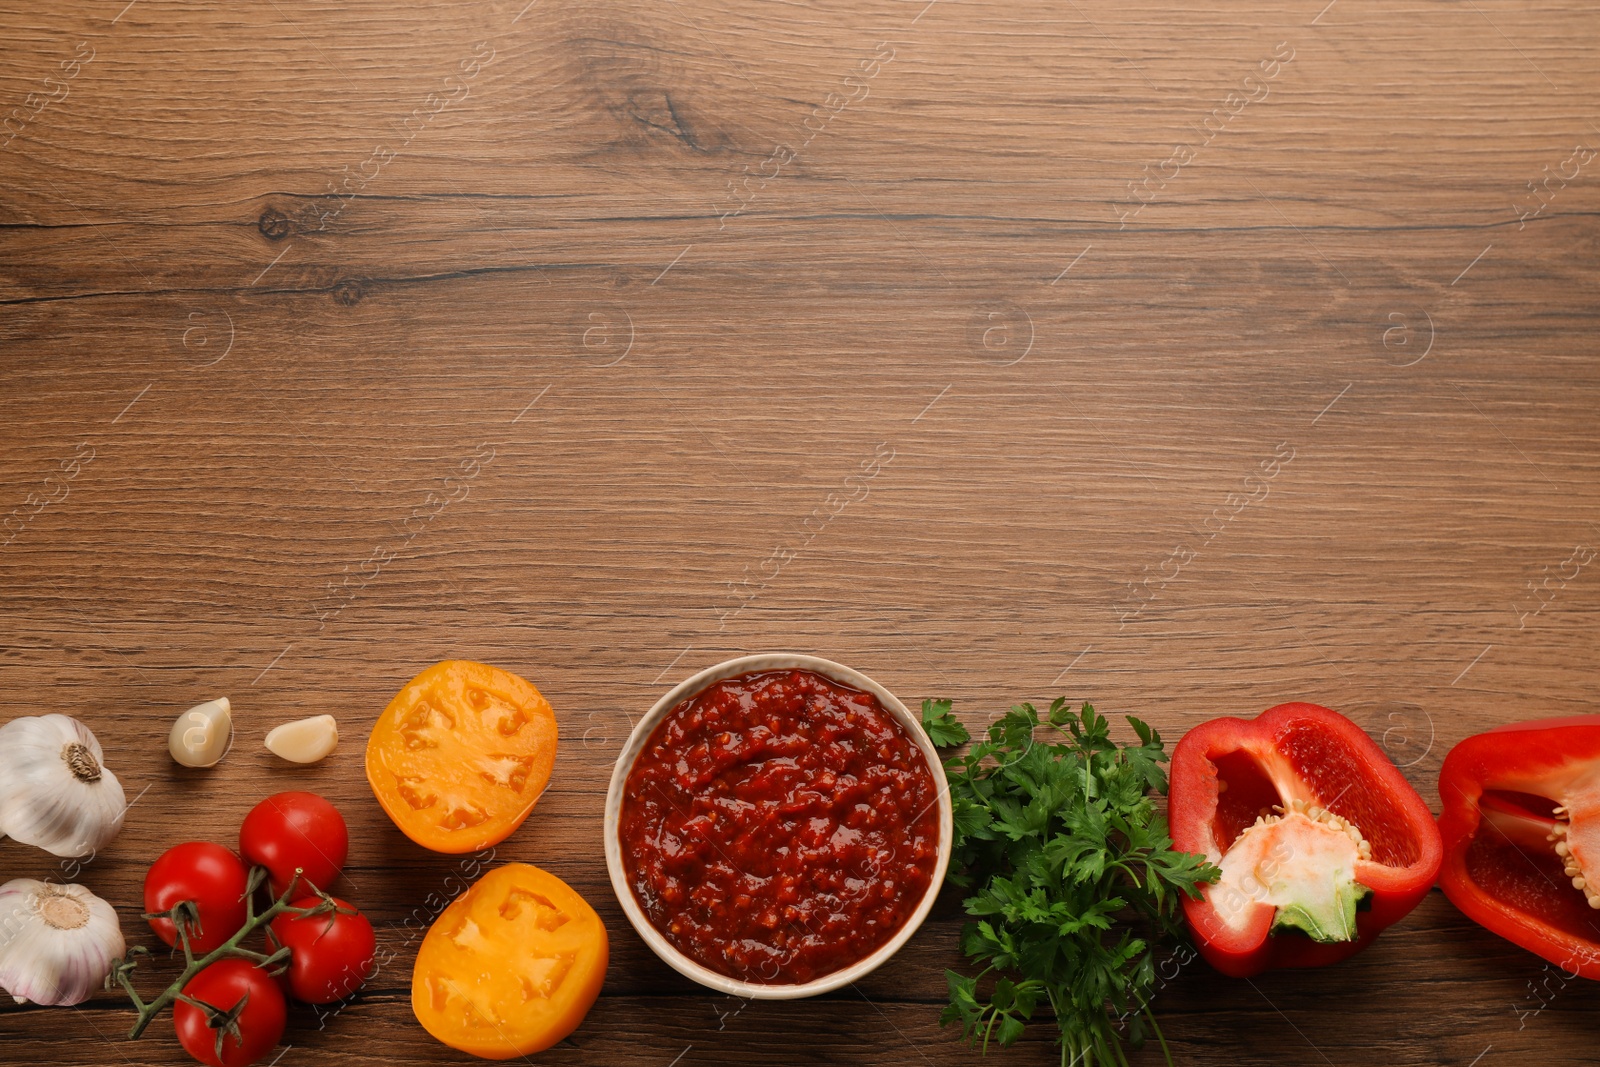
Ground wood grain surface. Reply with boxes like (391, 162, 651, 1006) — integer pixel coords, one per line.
(3, 0, 1598, 1064)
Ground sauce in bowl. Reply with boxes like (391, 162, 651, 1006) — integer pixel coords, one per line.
(618, 668, 941, 984)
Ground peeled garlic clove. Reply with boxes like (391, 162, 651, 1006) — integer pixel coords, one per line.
(0, 879, 125, 1005)
(265, 714, 339, 764)
(0, 715, 126, 858)
(168, 697, 232, 768)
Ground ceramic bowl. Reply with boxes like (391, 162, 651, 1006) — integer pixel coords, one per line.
(603, 652, 952, 999)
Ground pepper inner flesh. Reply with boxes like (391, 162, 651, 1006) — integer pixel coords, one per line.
(1480, 782, 1600, 911)
(1210, 799, 1373, 943)
(1548, 798, 1600, 909)
(1545, 820, 1597, 907)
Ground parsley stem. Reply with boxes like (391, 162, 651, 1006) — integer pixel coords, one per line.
(926, 698, 1217, 1067)
(1142, 1001, 1173, 1067)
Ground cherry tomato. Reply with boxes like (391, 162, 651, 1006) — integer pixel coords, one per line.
(144, 842, 251, 954)
(173, 959, 287, 1067)
(268, 897, 377, 1004)
(239, 792, 348, 897)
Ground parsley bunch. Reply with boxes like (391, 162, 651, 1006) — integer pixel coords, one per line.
(922, 698, 1218, 1067)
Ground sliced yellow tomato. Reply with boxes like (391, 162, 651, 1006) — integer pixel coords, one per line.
(412, 863, 608, 1059)
(366, 660, 557, 853)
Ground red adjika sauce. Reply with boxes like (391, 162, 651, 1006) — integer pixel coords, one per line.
(619, 668, 940, 984)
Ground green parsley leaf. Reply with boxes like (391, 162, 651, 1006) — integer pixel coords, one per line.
(931, 698, 1220, 1067)
(921, 697, 972, 748)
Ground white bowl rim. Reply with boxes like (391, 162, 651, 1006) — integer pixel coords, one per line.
(602, 652, 953, 1000)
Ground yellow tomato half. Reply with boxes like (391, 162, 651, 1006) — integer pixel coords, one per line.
(412, 863, 608, 1059)
(366, 660, 557, 853)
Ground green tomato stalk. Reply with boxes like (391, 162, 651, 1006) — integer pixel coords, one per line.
(106, 865, 349, 1040)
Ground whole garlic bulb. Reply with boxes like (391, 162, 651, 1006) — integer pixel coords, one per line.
(0, 715, 126, 858)
(0, 879, 125, 1005)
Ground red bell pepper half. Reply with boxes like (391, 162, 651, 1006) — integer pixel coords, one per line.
(1170, 702, 1442, 977)
(1438, 716, 1600, 977)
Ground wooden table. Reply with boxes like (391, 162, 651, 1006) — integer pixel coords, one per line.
(3, 0, 1597, 1063)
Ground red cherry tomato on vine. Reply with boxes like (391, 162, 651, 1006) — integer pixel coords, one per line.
(268, 897, 377, 1004)
(239, 792, 348, 896)
(173, 959, 287, 1067)
(144, 842, 250, 954)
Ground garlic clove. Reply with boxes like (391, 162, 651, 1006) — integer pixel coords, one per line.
(0, 879, 124, 1006)
(168, 697, 233, 768)
(265, 714, 339, 764)
(0, 715, 126, 858)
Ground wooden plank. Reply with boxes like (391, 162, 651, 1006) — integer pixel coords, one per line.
(2, 0, 1598, 1063)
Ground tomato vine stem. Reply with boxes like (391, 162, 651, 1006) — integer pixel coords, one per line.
(106, 865, 341, 1040)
